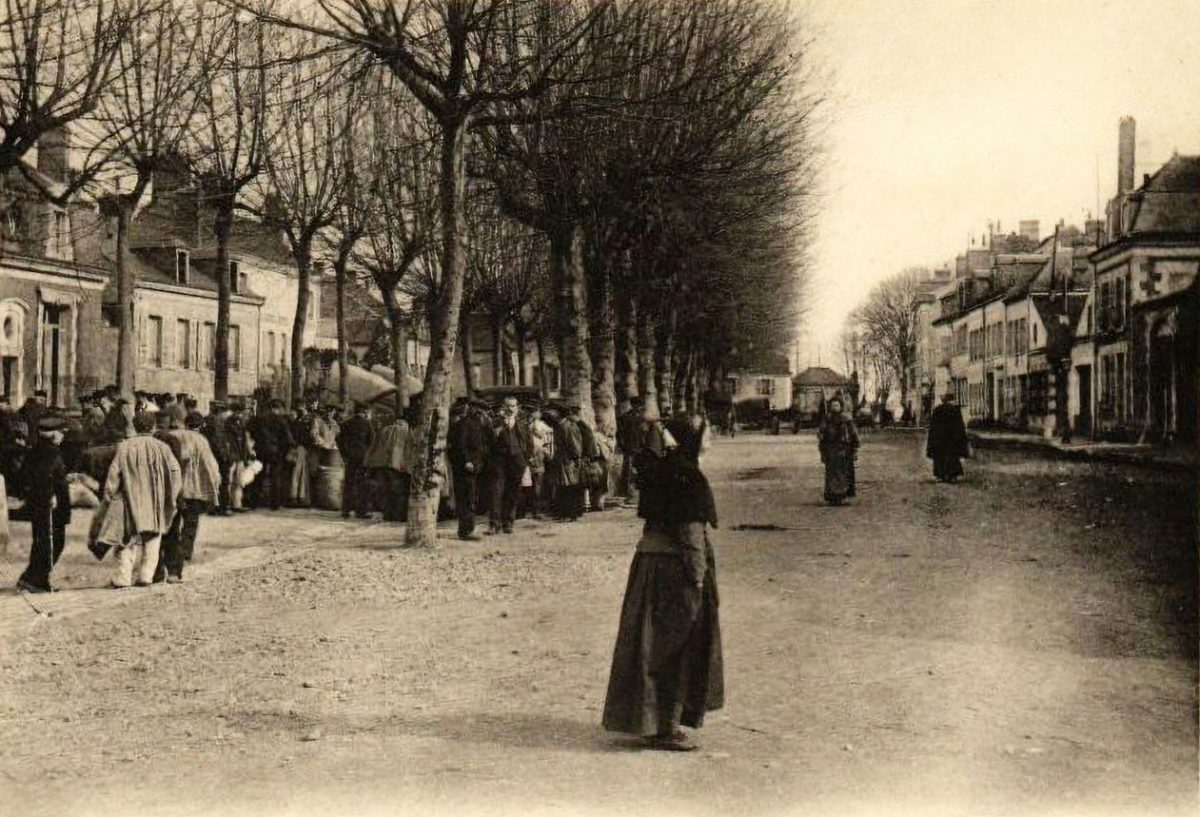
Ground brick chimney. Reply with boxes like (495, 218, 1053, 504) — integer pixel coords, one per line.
(36, 126, 70, 182)
(1117, 116, 1136, 195)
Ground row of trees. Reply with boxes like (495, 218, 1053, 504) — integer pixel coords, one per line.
(0, 0, 817, 546)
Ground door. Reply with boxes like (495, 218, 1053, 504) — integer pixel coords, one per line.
(1076, 365, 1092, 437)
(985, 372, 995, 421)
(40, 304, 65, 407)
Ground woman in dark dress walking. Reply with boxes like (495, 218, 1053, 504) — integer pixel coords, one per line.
(817, 396, 860, 505)
(926, 391, 969, 482)
(602, 419, 723, 751)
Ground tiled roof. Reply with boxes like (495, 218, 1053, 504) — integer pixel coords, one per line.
(1128, 154, 1200, 235)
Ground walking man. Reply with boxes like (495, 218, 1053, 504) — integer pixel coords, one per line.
(487, 397, 532, 534)
(104, 412, 182, 588)
(156, 414, 221, 583)
(927, 391, 969, 483)
(15, 414, 71, 594)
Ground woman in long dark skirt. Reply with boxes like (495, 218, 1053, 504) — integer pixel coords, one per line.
(602, 418, 723, 752)
(817, 397, 859, 505)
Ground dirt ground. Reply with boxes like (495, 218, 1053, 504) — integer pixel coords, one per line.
(1, 430, 1195, 817)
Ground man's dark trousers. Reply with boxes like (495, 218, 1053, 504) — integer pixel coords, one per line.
(452, 467, 477, 536)
(158, 499, 206, 580)
(342, 460, 370, 517)
(489, 465, 521, 531)
(20, 504, 66, 590)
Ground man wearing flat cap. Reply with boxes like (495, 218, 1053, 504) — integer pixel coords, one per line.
(15, 414, 71, 593)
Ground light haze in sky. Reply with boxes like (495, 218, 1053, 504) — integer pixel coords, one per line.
(796, 0, 1200, 371)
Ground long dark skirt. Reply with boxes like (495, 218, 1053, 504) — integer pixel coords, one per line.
(931, 452, 963, 482)
(823, 453, 851, 503)
(602, 551, 723, 737)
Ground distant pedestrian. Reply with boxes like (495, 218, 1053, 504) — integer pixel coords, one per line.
(250, 399, 295, 511)
(15, 414, 71, 594)
(447, 398, 487, 539)
(486, 397, 532, 534)
(603, 419, 723, 751)
(927, 391, 969, 483)
(817, 397, 859, 505)
(156, 414, 221, 583)
(550, 401, 585, 521)
(336, 403, 375, 519)
(525, 405, 552, 518)
(365, 411, 413, 522)
(102, 412, 182, 588)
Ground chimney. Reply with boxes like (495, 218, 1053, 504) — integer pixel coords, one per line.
(1019, 220, 1040, 243)
(1117, 116, 1136, 194)
(36, 126, 71, 182)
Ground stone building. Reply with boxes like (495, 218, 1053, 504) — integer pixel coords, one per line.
(1090, 143, 1200, 442)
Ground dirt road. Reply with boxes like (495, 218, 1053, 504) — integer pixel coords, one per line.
(1, 430, 1195, 817)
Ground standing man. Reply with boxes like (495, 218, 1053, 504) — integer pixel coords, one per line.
(202, 401, 235, 516)
(251, 399, 295, 511)
(336, 402, 375, 519)
(487, 397, 532, 535)
(364, 410, 413, 522)
(155, 414, 221, 583)
(927, 391, 970, 483)
(104, 412, 181, 589)
(447, 397, 487, 541)
(15, 414, 71, 594)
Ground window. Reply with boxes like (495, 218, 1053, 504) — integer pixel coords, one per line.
(229, 261, 241, 293)
(175, 250, 190, 285)
(202, 322, 216, 369)
(280, 333, 288, 368)
(723, 377, 738, 394)
(147, 315, 163, 367)
(52, 211, 68, 256)
(757, 378, 775, 396)
(176, 319, 191, 367)
(1032, 322, 1039, 345)
(265, 331, 275, 368)
(238, 271, 249, 294)
(229, 325, 241, 371)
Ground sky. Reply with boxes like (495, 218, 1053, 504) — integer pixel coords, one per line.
(794, 0, 1200, 371)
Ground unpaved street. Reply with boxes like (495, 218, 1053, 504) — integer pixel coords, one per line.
(1, 430, 1195, 817)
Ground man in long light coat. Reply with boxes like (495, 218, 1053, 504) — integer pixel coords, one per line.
(104, 412, 182, 588)
(155, 414, 221, 583)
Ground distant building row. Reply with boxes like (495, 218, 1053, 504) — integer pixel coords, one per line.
(908, 118, 1198, 443)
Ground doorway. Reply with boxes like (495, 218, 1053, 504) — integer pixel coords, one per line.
(1075, 364, 1092, 438)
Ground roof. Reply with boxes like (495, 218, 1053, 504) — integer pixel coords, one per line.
(794, 366, 851, 388)
(1128, 154, 1200, 235)
(100, 248, 265, 303)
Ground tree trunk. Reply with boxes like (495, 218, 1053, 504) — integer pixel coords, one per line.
(515, 322, 528, 387)
(333, 245, 350, 406)
(491, 313, 503, 387)
(614, 285, 638, 405)
(383, 290, 410, 415)
(654, 317, 675, 418)
(289, 240, 312, 409)
(405, 116, 470, 548)
(113, 201, 136, 398)
(636, 304, 658, 419)
(536, 335, 547, 399)
(588, 258, 616, 436)
(213, 200, 234, 403)
(550, 223, 593, 426)
(460, 310, 477, 396)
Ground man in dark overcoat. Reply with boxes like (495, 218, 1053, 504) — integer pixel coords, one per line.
(15, 414, 71, 593)
(927, 391, 969, 482)
(447, 397, 488, 540)
(335, 402, 374, 519)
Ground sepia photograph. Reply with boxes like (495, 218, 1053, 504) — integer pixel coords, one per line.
(0, 1, 1196, 815)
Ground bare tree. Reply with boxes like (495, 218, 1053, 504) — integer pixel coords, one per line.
(95, 0, 202, 396)
(848, 269, 922, 408)
(0, 0, 135, 181)
(185, 5, 273, 402)
(258, 45, 353, 407)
